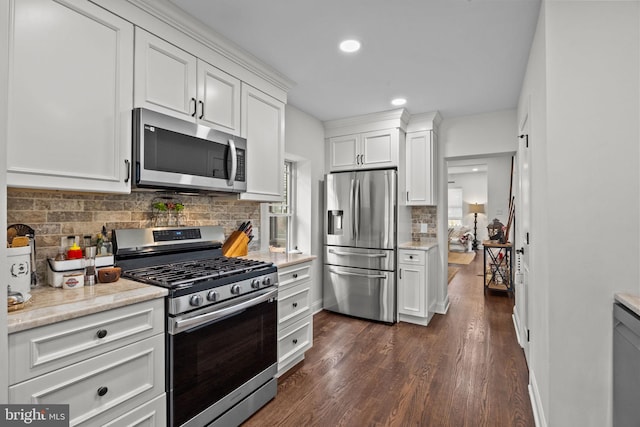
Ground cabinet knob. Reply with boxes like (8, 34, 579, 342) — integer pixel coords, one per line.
(292, 338, 298, 345)
(292, 302, 298, 308)
(409, 255, 413, 259)
(292, 273, 298, 279)
(96, 329, 108, 339)
(97, 386, 108, 397)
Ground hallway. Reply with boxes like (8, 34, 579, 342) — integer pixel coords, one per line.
(244, 252, 534, 426)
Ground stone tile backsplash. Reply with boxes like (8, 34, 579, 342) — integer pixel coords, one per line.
(411, 206, 438, 241)
(7, 188, 262, 283)
(7, 188, 438, 284)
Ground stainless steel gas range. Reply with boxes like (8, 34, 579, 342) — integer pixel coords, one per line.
(113, 226, 278, 427)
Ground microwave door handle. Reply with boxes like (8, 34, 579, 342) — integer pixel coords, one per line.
(227, 139, 237, 186)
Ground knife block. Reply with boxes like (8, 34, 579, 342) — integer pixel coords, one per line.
(222, 231, 249, 257)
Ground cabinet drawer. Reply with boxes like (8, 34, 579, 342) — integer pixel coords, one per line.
(277, 262, 311, 289)
(9, 299, 164, 384)
(102, 393, 166, 427)
(399, 250, 425, 265)
(9, 334, 165, 426)
(278, 281, 311, 330)
(278, 317, 313, 367)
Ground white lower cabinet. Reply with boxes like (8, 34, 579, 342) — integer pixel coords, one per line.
(8, 299, 166, 426)
(277, 262, 313, 376)
(398, 247, 439, 326)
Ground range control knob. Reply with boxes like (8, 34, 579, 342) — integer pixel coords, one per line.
(190, 294, 203, 307)
(206, 291, 219, 302)
(262, 277, 271, 286)
(230, 284, 241, 295)
(251, 279, 261, 289)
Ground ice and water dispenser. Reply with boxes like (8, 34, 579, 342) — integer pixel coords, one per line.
(327, 210, 343, 235)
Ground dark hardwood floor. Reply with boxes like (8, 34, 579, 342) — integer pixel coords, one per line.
(244, 252, 534, 427)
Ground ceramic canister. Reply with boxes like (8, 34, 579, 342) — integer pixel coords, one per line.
(7, 245, 32, 296)
(62, 272, 85, 289)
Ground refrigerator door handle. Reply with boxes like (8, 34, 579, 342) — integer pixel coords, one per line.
(328, 268, 387, 280)
(355, 179, 361, 241)
(384, 171, 390, 247)
(349, 178, 356, 241)
(328, 248, 388, 258)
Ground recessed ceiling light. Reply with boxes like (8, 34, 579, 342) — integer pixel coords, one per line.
(391, 98, 407, 106)
(472, 168, 479, 172)
(339, 39, 361, 53)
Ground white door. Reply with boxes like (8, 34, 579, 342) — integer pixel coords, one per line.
(329, 134, 359, 171)
(361, 129, 398, 168)
(515, 105, 531, 360)
(134, 28, 197, 120)
(197, 60, 241, 134)
(239, 83, 284, 201)
(7, 0, 133, 193)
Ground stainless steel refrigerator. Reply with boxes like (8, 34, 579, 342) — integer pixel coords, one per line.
(323, 168, 409, 323)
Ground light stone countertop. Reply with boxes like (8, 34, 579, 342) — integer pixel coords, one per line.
(399, 240, 439, 251)
(615, 293, 640, 317)
(246, 252, 317, 268)
(8, 279, 167, 334)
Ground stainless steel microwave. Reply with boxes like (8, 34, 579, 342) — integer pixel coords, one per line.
(132, 108, 247, 194)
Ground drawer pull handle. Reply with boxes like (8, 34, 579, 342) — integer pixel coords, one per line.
(292, 338, 298, 344)
(292, 273, 298, 278)
(292, 302, 298, 308)
(97, 386, 108, 397)
(409, 255, 413, 259)
(96, 329, 108, 339)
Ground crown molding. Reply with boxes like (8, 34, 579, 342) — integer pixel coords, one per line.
(323, 108, 410, 138)
(126, 0, 295, 93)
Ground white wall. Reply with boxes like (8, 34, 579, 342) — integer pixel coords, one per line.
(520, 2, 640, 426)
(284, 104, 325, 310)
(441, 109, 518, 159)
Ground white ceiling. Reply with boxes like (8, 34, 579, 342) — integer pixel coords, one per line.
(170, 0, 541, 122)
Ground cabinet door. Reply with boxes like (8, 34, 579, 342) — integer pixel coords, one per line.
(7, 0, 133, 193)
(134, 27, 197, 120)
(197, 60, 241, 134)
(405, 130, 436, 205)
(398, 263, 426, 317)
(329, 134, 359, 171)
(361, 129, 398, 168)
(239, 83, 284, 201)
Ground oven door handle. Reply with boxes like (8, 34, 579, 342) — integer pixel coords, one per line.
(170, 287, 277, 334)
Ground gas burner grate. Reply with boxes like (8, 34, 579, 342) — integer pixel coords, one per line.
(124, 256, 273, 287)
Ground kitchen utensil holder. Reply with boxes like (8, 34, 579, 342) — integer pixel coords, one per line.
(222, 231, 249, 257)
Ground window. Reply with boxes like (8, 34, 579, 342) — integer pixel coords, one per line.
(448, 188, 463, 227)
(262, 161, 295, 253)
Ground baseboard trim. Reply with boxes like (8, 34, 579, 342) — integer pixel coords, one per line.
(434, 295, 450, 314)
(312, 299, 323, 315)
(512, 311, 524, 348)
(529, 369, 547, 427)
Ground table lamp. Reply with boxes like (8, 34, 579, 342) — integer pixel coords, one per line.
(469, 203, 485, 250)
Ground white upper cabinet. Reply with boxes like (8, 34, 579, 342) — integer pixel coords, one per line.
(405, 130, 437, 205)
(134, 27, 196, 119)
(7, 0, 134, 193)
(403, 112, 442, 206)
(239, 83, 285, 202)
(134, 28, 241, 135)
(328, 129, 399, 171)
(325, 109, 408, 172)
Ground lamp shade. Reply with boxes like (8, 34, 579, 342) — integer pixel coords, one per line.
(469, 203, 485, 214)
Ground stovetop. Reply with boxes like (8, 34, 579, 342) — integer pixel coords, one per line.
(123, 256, 274, 288)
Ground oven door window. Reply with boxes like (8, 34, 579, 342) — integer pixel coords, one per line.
(170, 299, 277, 426)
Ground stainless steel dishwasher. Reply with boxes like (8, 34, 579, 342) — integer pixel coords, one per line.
(613, 302, 640, 427)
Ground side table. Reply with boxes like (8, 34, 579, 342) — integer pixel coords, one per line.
(483, 240, 513, 293)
